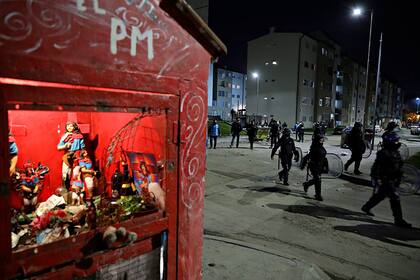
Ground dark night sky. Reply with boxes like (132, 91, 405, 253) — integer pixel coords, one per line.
(208, 0, 420, 109)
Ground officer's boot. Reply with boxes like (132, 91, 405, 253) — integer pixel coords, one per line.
(344, 160, 350, 172)
(391, 199, 412, 228)
(354, 160, 362, 175)
(278, 170, 284, 181)
(314, 180, 323, 201)
(283, 171, 289, 186)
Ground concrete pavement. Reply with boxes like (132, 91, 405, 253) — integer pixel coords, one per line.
(203, 132, 420, 280)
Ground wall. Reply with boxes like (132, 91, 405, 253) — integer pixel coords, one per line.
(247, 33, 300, 126)
(9, 110, 166, 208)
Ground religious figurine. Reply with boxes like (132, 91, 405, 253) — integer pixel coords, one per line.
(69, 165, 84, 205)
(79, 150, 96, 200)
(8, 131, 18, 176)
(16, 162, 49, 213)
(57, 121, 85, 189)
(133, 161, 152, 194)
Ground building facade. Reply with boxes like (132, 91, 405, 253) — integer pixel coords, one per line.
(210, 67, 247, 120)
(247, 32, 318, 127)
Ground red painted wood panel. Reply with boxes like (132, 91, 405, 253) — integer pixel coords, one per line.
(1, 1, 212, 279)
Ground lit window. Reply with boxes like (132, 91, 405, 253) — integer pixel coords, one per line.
(265, 62, 269, 66)
(272, 61, 278, 65)
(310, 81, 315, 88)
(319, 99, 323, 106)
(311, 64, 316, 70)
(237, 85, 240, 89)
(264, 97, 268, 100)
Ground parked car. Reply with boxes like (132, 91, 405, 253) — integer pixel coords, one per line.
(410, 123, 420, 135)
(340, 126, 374, 148)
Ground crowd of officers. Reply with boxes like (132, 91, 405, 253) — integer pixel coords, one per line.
(208, 118, 412, 229)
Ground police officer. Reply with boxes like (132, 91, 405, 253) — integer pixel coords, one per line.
(269, 120, 280, 148)
(271, 128, 297, 186)
(344, 122, 365, 175)
(361, 132, 412, 228)
(230, 117, 242, 148)
(301, 134, 327, 201)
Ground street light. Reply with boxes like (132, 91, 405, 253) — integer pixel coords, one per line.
(352, 6, 373, 128)
(416, 97, 420, 114)
(252, 72, 260, 117)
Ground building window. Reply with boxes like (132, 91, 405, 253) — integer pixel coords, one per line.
(319, 99, 323, 107)
(309, 116, 313, 121)
(321, 48, 328, 56)
(311, 63, 316, 70)
(310, 81, 315, 88)
(303, 79, 309, 86)
(237, 95, 240, 98)
(265, 62, 269, 66)
(304, 61, 309, 68)
(272, 61, 278, 65)
(302, 116, 307, 121)
(237, 85, 240, 89)
(272, 79, 276, 82)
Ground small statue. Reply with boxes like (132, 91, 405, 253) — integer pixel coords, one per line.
(57, 121, 85, 189)
(69, 165, 84, 205)
(16, 162, 49, 213)
(9, 131, 18, 176)
(79, 150, 97, 200)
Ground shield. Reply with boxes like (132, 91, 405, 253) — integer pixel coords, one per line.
(305, 153, 343, 179)
(399, 143, 409, 161)
(321, 153, 343, 179)
(399, 163, 420, 195)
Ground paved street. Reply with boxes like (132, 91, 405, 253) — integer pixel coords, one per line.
(202, 132, 420, 280)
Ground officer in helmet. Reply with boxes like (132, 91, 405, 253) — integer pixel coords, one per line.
(301, 134, 327, 201)
(344, 122, 365, 175)
(271, 128, 297, 186)
(361, 131, 412, 228)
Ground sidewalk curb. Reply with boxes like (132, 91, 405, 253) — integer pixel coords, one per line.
(204, 234, 332, 280)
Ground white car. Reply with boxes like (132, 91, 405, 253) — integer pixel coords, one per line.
(411, 124, 420, 135)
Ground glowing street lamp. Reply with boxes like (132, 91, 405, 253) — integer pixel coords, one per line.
(252, 72, 260, 116)
(352, 6, 374, 127)
(416, 97, 420, 114)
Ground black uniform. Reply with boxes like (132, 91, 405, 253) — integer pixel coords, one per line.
(230, 120, 242, 148)
(361, 139, 411, 228)
(344, 124, 365, 174)
(269, 121, 280, 148)
(271, 132, 296, 185)
(301, 136, 327, 201)
(247, 123, 258, 150)
(296, 122, 304, 142)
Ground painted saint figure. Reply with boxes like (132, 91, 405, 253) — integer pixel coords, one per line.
(134, 161, 152, 194)
(57, 122, 85, 188)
